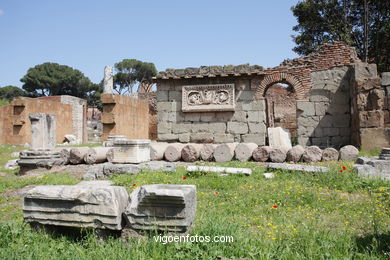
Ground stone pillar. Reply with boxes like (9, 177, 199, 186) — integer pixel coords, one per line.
(29, 113, 56, 149)
(103, 66, 114, 94)
(351, 62, 389, 149)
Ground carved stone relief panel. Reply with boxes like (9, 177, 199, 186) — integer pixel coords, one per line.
(182, 84, 235, 112)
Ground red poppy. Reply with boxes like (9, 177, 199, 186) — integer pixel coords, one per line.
(132, 184, 136, 187)
(339, 170, 343, 173)
(342, 166, 347, 170)
(214, 191, 219, 195)
(272, 205, 278, 209)
(182, 177, 187, 180)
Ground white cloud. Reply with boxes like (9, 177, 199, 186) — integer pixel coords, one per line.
(0, 9, 3, 16)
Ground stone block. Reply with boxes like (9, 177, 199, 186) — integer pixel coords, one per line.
(190, 133, 214, 143)
(367, 160, 390, 173)
(157, 102, 174, 112)
(267, 127, 292, 150)
(367, 89, 384, 110)
(252, 99, 265, 111)
(297, 102, 316, 116)
(185, 113, 201, 122)
(227, 122, 248, 134)
(327, 104, 350, 115)
(157, 83, 172, 91)
(208, 122, 227, 133)
(355, 77, 382, 92)
(124, 184, 196, 233)
(111, 140, 150, 164)
(215, 112, 234, 121)
(103, 163, 141, 176)
(339, 128, 350, 136)
(247, 111, 262, 122)
(315, 102, 328, 116)
(353, 62, 377, 80)
(248, 122, 266, 134)
(29, 113, 56, 149)
(178, 133, 190, 143)
(314, 128, 324, 138)
(23, 182, 129, 230)
(359, 111, 384, 128)
(238, 91, 254, 101)
(241, 134, 265, 145)
(157, 121, 171, 134)
(353, 164, 380, 178)
(200, 112, 216, 122)
(156, 91, 168, 101)
(191, 123, 211, 133)
(267, 163, 328, 173)
(298, 137, 310, 146)
(360, 128, 390, 151)
(381, 72, 390, 86)
(318, 115, 333, 127)
(138, 161, 176, 172)
(158, 133, 179, 142)
(323, 127, 339, 137)
(172, 122, 192, 134)
(168, 91, 182, 101)
(332, 115, 351, 127)
(214, 133, 234, 143)
(231, 111, 247, 122)
(298, 116, 320, 128)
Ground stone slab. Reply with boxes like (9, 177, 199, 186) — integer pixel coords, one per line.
(186, 165, 252, 176)
(111, 140, 150, 163)
(267, 127, 292, 151)
(125, 184, 196, 232)
(267, 163, 329, 173)
(23, 183, 129, 230)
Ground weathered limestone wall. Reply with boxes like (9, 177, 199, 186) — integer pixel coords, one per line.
(101, 94, 149, 141)
(156, 77, 267, 145)
(297, 66, 352, 147)
(350, 63, 389, 150)
(0, 97, 74, 145)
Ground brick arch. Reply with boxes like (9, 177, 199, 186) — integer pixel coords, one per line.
(255, 72, 305, 100)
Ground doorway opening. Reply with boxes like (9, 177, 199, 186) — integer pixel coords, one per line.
(264, 83, 297, 138)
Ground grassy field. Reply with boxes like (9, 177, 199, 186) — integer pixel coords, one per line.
(0, 146, 389, 259)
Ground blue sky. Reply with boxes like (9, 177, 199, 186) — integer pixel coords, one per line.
(0, 0, 300, 87)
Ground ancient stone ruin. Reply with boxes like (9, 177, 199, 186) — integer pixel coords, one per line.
(23, 181, 197, 235)
(153, 42, 390, 150)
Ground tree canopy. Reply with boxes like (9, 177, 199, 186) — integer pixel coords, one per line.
(114, 59, 157, 94)
(291, 0, 390, 72)
(0, 85, 27, 101)
(20, 62, 95, 98)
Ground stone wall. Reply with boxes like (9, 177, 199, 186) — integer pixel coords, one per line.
(156, 77, 267, 145)
(101, 94, 149, 141)
(297, 66, 352, 147)
(0, 97, 74, 145)
(154, 42, 389, 149)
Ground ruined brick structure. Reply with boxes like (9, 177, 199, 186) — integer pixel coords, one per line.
(0, 95, 87, 145)
(101, 94, 149, 141)
(153, 42, 389, 149)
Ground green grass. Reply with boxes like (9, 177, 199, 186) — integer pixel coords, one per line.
(0, 147, 390, 259)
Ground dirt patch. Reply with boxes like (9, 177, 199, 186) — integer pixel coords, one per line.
(19, 164, 90, 179)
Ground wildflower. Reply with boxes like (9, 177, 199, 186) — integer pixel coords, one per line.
(342, 166, 347, 170)
(214, 191, 219, 195)
(339, 170, 343, 173)
(132, 184, 136, 187)
(182, 177, 187, 180)
(272, 205, 278, 209)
